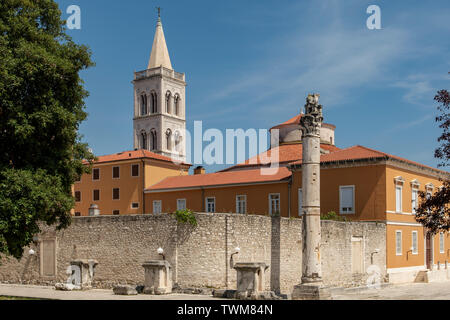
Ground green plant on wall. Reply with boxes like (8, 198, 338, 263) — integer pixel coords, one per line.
(172, 209, 198, 227)
(321, 211, 347, 221)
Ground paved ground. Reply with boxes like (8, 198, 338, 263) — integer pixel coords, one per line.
(332, 281, 450, 300)
(0, 281, 449, 300)
(0, 284, 222, 300)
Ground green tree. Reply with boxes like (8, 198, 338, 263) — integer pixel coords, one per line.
(0, 0, 95, 259)
(415, 87, 450, 234)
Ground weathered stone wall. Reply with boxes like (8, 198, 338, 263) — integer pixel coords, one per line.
(321, 220, 387, 287)
(0, 214, 386, 293)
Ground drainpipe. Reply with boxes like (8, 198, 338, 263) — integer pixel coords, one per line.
(288, 176, 292, 218)
(142, 159, 146, 214)
(201, 186, 205, 212)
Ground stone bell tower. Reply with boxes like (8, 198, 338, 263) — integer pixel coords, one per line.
(132, 10, 186, 162)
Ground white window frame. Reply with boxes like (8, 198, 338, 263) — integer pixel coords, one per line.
(153, 200, 162, 214)
(112, 166, 120, 179)
(411, 189, 418, 214)
(131, 164, 140, 177)
(92, 168, 100, 181)
(339, 185, 355, 214)
(395, 186, 403, 213)
(131, 202, 139, 209)
(236, 195, 247, 214)
(298, 188, 303, 216)
(412, 231, 418, 255)
(269, 193, 281, 216)
(396, 230, 402, 256)
(177, 199, 186, 211)
(206, 197, 215, 213)
(439, 232, 445, 254)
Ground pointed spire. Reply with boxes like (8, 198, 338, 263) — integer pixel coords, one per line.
(148, 8, 173, 70)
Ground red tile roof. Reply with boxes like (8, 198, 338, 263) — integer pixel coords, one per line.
(146, 167, 292, 192)
(86, 149, 191, 166)
(270, 113, 336, 130)
(221, 143, 340, 171)
(290, 145, 448, 174)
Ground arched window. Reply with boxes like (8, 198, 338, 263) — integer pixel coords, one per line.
(165, 91, 172, 114)
(174, 94, 180, 116)
(140, 94, 148, 116)
(166, 129, 172, 151)
(150, 129, 157, 151)
(150, 92, 157, 113)
(141, 132, 148, 150)
(174, 131, 181, 152)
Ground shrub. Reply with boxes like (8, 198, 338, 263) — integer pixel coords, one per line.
(321, 211, 347, 221)
(172, 209, 198, 226)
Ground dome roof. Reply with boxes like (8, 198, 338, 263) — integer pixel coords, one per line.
(270, 113, 336, 131)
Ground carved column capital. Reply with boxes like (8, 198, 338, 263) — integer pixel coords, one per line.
(299, 94, 323, 137)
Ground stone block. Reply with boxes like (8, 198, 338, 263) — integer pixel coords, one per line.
(113, 285, 138, 295)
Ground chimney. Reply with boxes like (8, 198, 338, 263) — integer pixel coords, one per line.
(194, 166, 206, 175)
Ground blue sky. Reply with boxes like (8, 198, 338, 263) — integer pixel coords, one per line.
(56, 0, 449, 172)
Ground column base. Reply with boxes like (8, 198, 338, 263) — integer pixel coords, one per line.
(292, 282, 332, 300)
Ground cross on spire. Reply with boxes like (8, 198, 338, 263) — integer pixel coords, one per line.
(156, 7, 161, 18)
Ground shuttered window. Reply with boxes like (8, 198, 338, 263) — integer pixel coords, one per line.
(412, 231, 418, 254)
(340, 186, 355, 214)
(132, 164, 139, 177)
(93, 189, 100, 201)
(113, 166, 120, 179)
(93, 168, 100, 181)
(153, 201, 162, 214)
(396, 186, 402, 213)
(396, 231, 402, 255)
(113, 188, 120, 200)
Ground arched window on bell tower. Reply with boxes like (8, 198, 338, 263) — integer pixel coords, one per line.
(174, 130, 181, 152)
(140, 94, 148, 116)
(166, 129, 172, 151)
(141, 131, 148, 150)
(165, 91, 172, 114)
(150, 91, 157, 114)
(174, 94, 180, 116)
(150, 129, 157, 151)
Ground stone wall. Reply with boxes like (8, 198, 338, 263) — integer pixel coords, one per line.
(0, 213, 386, 293)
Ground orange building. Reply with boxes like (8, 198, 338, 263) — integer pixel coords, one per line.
(73, 149, 190, 216)
(73, 16, 449, 282)
(144, 114, 450, 281)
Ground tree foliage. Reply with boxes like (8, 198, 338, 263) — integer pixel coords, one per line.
(415, 85, 450, 234)
(0, 0, 95, 259)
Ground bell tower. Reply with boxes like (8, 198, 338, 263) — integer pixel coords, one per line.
(133, 10, 186, 162)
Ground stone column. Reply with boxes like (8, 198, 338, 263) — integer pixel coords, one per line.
(292, 94, 330, 300)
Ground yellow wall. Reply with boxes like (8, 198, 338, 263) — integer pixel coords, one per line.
(384, 165, 448, 269)
(290, 164, 386, 221)
(144, 160, 188, 188)
(74, 160, 143, 216)
(74, 159, 188, 216)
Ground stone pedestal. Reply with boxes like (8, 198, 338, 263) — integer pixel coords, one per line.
(234, 262, 269, 299)
(71, 259, 98, 289)
(292, 283, 332, 300)
(142, 260, 172, 295)
(56, 259, 98, 291)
